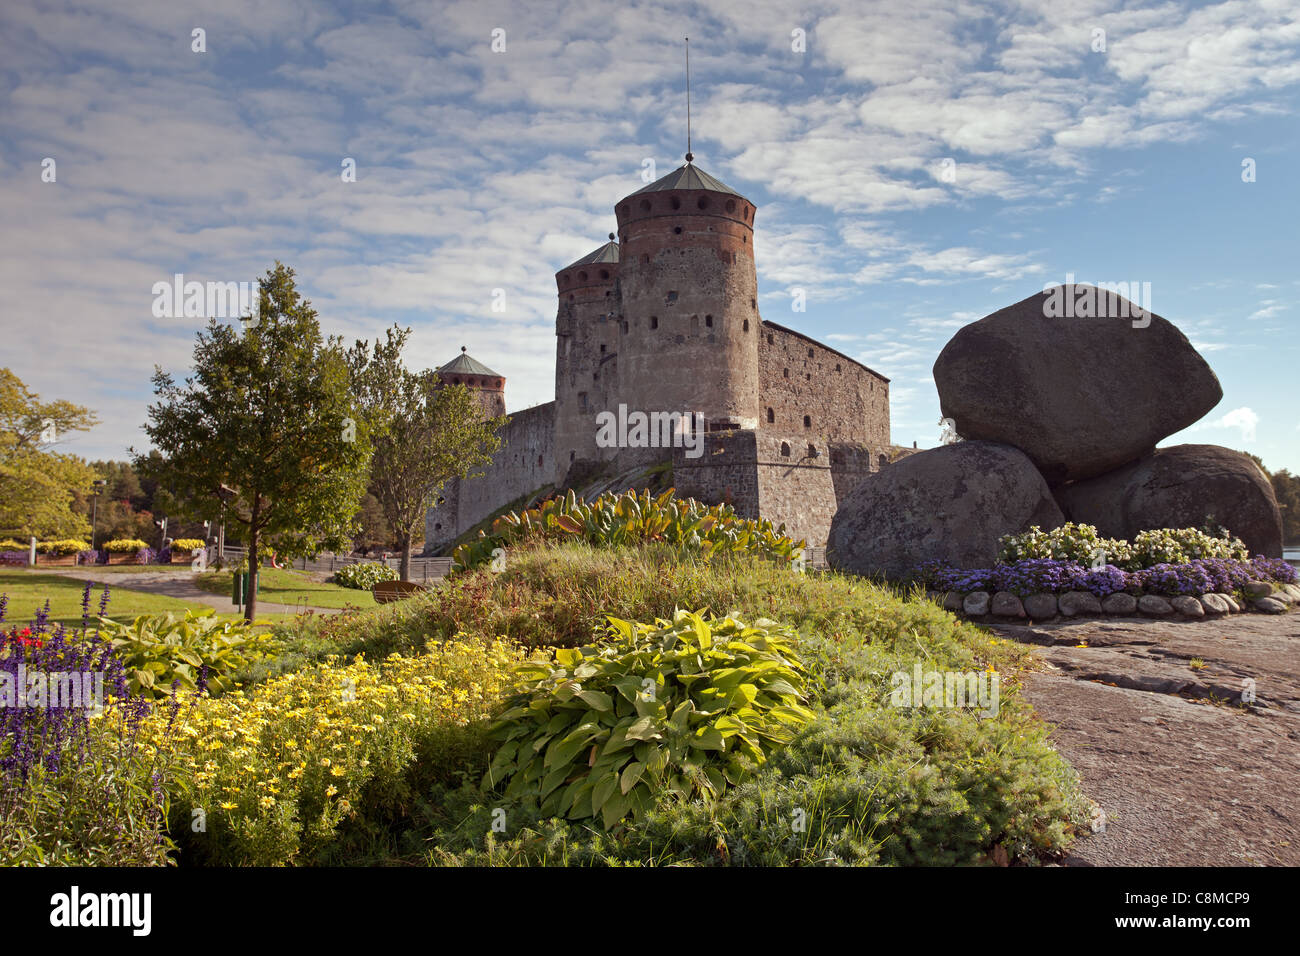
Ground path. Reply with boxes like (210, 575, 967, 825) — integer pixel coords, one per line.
(991, 611, 1300, 866)
(43, 569, 343, 616)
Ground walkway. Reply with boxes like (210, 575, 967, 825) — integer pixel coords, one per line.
(42, 569, 343, 616)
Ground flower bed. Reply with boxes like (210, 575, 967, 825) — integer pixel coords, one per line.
(921, 557, 1298, 620)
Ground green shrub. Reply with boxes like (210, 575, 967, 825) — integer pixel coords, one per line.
(170, 538, 206, 552)
(103, 538, 149, 553)
(453, 488, 804, 573)
(97, 609, 275, 697)
(1129, 527, 1249, 566)
(334, 561, 399, 590)
(485, 611, 815, 830)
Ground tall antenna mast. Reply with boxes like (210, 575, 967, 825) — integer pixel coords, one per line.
(684, 37, 693, 163)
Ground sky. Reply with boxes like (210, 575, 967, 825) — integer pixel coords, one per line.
(1, 0, 1297, 473)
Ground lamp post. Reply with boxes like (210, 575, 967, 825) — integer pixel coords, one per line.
(90, 479, 107, 551)
(215, 484, 237, 560)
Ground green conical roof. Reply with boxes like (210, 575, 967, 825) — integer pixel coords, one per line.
(438, 348, 501, 378)
(630, 162, 745, 198)
(563, 235, 620, 271)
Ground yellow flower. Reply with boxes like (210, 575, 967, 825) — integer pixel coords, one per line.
(220, 801, 237, 810)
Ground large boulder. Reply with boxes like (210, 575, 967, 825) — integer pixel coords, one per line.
(1057, 444, 1283, 557)
(933, 287, 1222, 484)
(828, 441, 1064, 580)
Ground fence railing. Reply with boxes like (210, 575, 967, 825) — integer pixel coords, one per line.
(218, 546, 453, 582)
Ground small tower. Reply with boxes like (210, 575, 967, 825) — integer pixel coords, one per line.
(554, 236, 620, 481)
(612, 160, 761, 434)
(435, 347, 506, 419)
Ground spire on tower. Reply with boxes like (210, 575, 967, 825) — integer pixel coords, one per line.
(684, 37, 693, 164)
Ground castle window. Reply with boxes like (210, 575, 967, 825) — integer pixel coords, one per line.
(806, 373, 811, 380)
(537, 455, 543, 467)
(666, 291, 677, 303)
(743, 319, 749, 332)
(767, 333, 774, 344)
(725, 199, 736, 213)
(600, 344, 606, 354)
(743, 235, 747, 243)
(807, 348, 814, 358)
(705, 314, 713, 327)
(744, 206, 751, 219)
(434, 523, 441, 531)
(568, 295, 574, 302)
(599, 269, 609, 279)
(670, 197, 681, 210)
(878, 454, 888, 469)
(835, 363, 841, 372)
(808, 444, 818, 458)
(751, 299, 756, 309)
(803, 415, 811, 428)
(650, 316, 659, 329)
(697, 197, 709, 210)
(570, 451, 575, 463)
(783, 368, 789, 379)
(766, 407, 774, 423)
(578, 271, 588, 282)
(639, 199, 651, 212)
(673, 226, 682, 235)
(496, 379, 503, 388)
(780, 442, 790, 457)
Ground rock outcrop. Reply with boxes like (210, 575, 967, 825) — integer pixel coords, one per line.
(827, 441, 1064, 579)
(1057, 444, 1283, 557)
(932, 287, 1223, 484)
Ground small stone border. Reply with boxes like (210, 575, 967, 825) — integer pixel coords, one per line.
(927, 580, 1300, 622)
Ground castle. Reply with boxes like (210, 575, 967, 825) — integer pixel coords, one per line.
(424, 157, 905, 551)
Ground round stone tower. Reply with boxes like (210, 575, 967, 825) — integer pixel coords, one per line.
(613, 159, 760, 437)
(554, 235, 620, 481)
(435, 347, 506, 419)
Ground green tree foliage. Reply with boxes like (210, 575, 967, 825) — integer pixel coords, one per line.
(136, 263, 371, 619)
(1237, 452, 1300, 546)
(346, 325, 503, 581)
(0, 369, 99, 540)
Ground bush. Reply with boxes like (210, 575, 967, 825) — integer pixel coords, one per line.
(1, 604, 187, 865)
(36, 539, 91, 556)
(103, 538, 149, 553)
(485, 611, 815, 830)
(96, 609, 275, 698)
(147, 639, 521, 866)
(334, 561, 399, 590)
(0, 539, 27, 551)
(170, 538, 206, 552)
(997, 523, 1248, 569)
(453, 488, 804, 573)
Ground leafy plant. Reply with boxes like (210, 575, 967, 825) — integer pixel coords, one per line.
(170, 538, 206, 552)
(997, 523, 1249, 569)
(96, 609, 274, 697)
(454, 488, 805, 573)
(334, 561, 399, 590)
(484, 610, 815, 830)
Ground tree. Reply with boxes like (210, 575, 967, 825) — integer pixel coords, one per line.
(346, 326, 503, 580)
(0, 369, 99, 540)
(136, 263, 371, 620)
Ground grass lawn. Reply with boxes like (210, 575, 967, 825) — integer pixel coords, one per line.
(194, 566, 378, 609)
(0, 570, 281, 628)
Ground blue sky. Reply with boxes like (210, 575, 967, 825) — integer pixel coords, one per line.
(1, 0, 1297, 472)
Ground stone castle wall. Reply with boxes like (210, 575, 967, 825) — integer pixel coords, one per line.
(424, 400, 556, 552)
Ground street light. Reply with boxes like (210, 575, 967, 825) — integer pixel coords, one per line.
(90, 479, 108, 551)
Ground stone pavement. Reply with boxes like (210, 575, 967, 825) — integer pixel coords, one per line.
(992, 612, 1300, 866)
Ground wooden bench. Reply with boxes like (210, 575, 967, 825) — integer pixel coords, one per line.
(371, 580, 428, 604)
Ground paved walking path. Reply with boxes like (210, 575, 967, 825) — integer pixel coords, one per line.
(992, 610, 1300, 866)
(43, 569, 343, 616)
